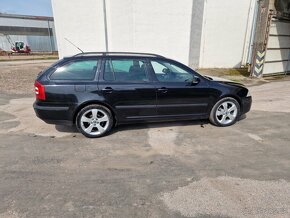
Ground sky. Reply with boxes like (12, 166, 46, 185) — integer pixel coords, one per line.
(0, 0, 53, 16)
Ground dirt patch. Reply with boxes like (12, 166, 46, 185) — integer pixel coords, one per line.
(161, 176, 290, 218)
(250, 81, 290, 113)
(0, 62, 53, 95)
(148, 125, 179, 155)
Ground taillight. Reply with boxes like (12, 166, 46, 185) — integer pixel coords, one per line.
(34, 80, 46, 100)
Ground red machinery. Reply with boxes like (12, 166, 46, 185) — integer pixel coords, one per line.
(11, 41, 31, 54)
(0, 34, 31, 54)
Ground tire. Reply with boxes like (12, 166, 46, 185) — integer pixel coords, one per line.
(76, 104, 114, 138)
(209, 97, 240, 127)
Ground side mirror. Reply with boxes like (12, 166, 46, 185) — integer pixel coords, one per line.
(192, 76, 200, 85)
(162, 68, 170, 74)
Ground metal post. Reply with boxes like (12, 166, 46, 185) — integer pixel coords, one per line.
(250, 0, 271, 77)
(47, 20, 53, 53)
(103, 0, 109, 52)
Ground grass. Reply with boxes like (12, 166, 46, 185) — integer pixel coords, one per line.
(197, 68, 250, 77)
(0, 56, 58, 62)
(223, 68, 250, 77)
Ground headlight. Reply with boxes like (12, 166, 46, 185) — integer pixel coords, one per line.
(246, 90, 251, 97)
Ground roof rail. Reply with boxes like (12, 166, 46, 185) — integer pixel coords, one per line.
(73, 52, 164, 58)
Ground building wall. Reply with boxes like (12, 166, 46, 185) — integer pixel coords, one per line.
(52, 0, 256, 68)
(52, 0, 194, 64)
(106, 0, 193, 65)
(199, 0, 254, 68)
(51, 0, 107, 57)
(0, 15, 57, 52)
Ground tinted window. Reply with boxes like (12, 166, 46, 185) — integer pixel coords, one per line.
(151, 60, 193, 82)
(104, 59, 148, 82)
(50, 60, 98, 80)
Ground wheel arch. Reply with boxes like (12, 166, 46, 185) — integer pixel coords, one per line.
(73, 100, 117, 125)
(213, 94, 242, 112)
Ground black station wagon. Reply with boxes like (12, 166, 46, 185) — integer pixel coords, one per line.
(33, 52, 252, 138)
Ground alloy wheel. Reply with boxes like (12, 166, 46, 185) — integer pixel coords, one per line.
(215, 101, 238, 125)
(80, 109, 110, 136)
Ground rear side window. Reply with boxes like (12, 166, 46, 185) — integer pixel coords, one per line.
(50, 59, 98, 80)
(104, 59, 148, 82)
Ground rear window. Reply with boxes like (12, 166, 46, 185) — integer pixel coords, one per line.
(50, 59, 98, 80)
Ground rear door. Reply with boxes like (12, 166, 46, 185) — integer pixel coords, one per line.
(47, 58, 99, 104)
(98, 58, 157, 122)
(149, 59, 211, 118)
(44, 58, 100, 121)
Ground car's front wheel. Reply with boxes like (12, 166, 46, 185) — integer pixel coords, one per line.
(209, 97, 240, 127)
(76, 104, 113, 138)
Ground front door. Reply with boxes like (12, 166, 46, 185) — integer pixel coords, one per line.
(98, 58, 157, 122)
(149, 60, 210, 118)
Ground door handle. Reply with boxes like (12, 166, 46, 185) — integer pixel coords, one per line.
(158, 87, 168, 93)
(102, 87, 114, 93)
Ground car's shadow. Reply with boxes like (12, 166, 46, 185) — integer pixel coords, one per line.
(54, 114, 247, 136)
(111, 119, 209, 134)
(54, 119, 210, 135)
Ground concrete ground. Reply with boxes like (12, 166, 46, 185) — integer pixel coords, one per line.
(0, 61, 290, 217)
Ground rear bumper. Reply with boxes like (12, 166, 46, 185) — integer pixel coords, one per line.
(33, 102, 73, 126)
(241, 96, 252, 115)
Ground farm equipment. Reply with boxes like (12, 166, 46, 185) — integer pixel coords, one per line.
(0, 33, 31, 54)
(12, 41, 31, 54)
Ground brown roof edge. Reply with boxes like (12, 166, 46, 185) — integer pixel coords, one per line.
(0, 13, 54, 21)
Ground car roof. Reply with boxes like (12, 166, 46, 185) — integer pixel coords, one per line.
(72, 52, 165, 59)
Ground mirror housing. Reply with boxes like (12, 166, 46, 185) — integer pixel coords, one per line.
(192, 76, 200, 85)
(162, 68, 170, 74)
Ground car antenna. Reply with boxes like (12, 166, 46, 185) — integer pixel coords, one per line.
(64, 37, 84, 53)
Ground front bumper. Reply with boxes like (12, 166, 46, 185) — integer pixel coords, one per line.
(241, 96, 252, 114)
(33, 102, 73, 126)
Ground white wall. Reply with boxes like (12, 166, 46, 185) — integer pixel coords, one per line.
(52, 0, 107, 58)
(199, 0, 254, 68)
(106, 0, 194, 65)
(52, 0, 254, 68)
(52, 0, 194, 64)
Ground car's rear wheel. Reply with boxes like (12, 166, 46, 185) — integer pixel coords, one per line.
(76, 104, 113, 138)
(209, 97, 240, 127)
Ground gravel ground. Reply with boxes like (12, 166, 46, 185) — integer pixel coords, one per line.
(0, 61, 53, 95)
(161, 176, 290, 218)
(0, 60, 290, 217)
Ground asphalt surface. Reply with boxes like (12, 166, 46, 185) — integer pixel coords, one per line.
(0, 81, 290, 217)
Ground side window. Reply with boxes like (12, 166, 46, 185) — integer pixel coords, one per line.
(104, 59, 148, 82)
(151, 60, 194, 82)
(50, 60, 98, 80)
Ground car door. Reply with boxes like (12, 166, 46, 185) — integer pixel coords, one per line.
(149, 59, 211, 118)
(47, 58, 100, 105)
(98, 58, 157, 122)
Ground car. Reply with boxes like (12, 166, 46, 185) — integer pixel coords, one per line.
(33, 52, 252, 138)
